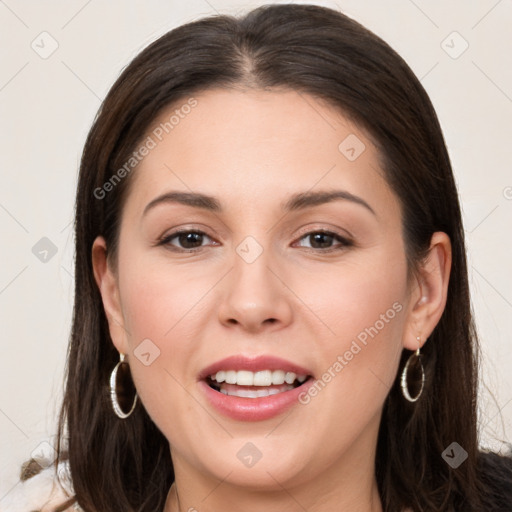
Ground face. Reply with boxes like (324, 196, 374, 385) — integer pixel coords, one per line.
(94, 88, 439, 495)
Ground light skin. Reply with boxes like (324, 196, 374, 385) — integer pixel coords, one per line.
(92, 89, 451, 512)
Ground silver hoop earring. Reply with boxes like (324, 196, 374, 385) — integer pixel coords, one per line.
(401, 339, 425, 403)
(110, 353, 138, 419)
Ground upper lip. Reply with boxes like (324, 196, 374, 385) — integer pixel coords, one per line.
(199, 355, 313, 381)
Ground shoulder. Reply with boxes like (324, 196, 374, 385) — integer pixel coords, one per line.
(1, 457, 80, 512)
(477, 448, 512, 510)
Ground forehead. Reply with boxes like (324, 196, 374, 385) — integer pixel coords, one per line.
(123, 88, 398, 219)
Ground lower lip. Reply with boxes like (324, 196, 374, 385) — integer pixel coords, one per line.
(199, 379, 314, 421)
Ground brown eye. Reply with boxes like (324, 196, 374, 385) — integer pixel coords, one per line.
(308, 232, 335, 249)
(176, 232, 204, 249)
(160, 230, 213, 250)
(296, 231, 352, 251)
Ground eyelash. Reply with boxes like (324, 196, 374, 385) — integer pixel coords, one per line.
(157, 228, 353, 253)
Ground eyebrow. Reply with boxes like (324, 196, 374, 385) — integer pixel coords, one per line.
(142, 189, 376, 216)
(283, 190, 376, 215)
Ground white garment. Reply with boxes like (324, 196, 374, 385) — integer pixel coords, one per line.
(0, 461, 81, 512)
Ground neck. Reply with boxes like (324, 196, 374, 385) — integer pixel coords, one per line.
(164, 412, 384, 512)
(165, 479, 382, 512)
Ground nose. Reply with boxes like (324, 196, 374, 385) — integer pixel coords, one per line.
(217, 246, 293, 334)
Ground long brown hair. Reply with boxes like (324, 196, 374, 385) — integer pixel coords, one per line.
(55, 4, 512, 511)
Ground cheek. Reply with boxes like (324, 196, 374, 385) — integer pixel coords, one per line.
(292, 245, 408, 413)
(118, 247, 216, 342)
(293, 243, 408, 346)
(116, 256, 217, 442)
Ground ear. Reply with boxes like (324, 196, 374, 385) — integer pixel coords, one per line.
(403, 231, 452, 350)
(91, 236, 129, 355)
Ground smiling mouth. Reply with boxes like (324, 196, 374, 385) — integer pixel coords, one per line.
(206, 370, 312, 398)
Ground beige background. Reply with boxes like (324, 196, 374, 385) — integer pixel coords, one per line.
(1, 0, 511, 501)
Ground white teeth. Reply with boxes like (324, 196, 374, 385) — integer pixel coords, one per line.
(220, 384, 294, 398)
(271, 370, 285, 385)
(284, 372, 297, 384)
(237, 388, 257, 398)
(236, 370, 254, 386)
(225, 370, 237, 384)
(209, 369, 308, 386)
(253, 370, 272, 386)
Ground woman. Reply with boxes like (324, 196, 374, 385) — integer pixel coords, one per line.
(11, 3, 512, 511)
